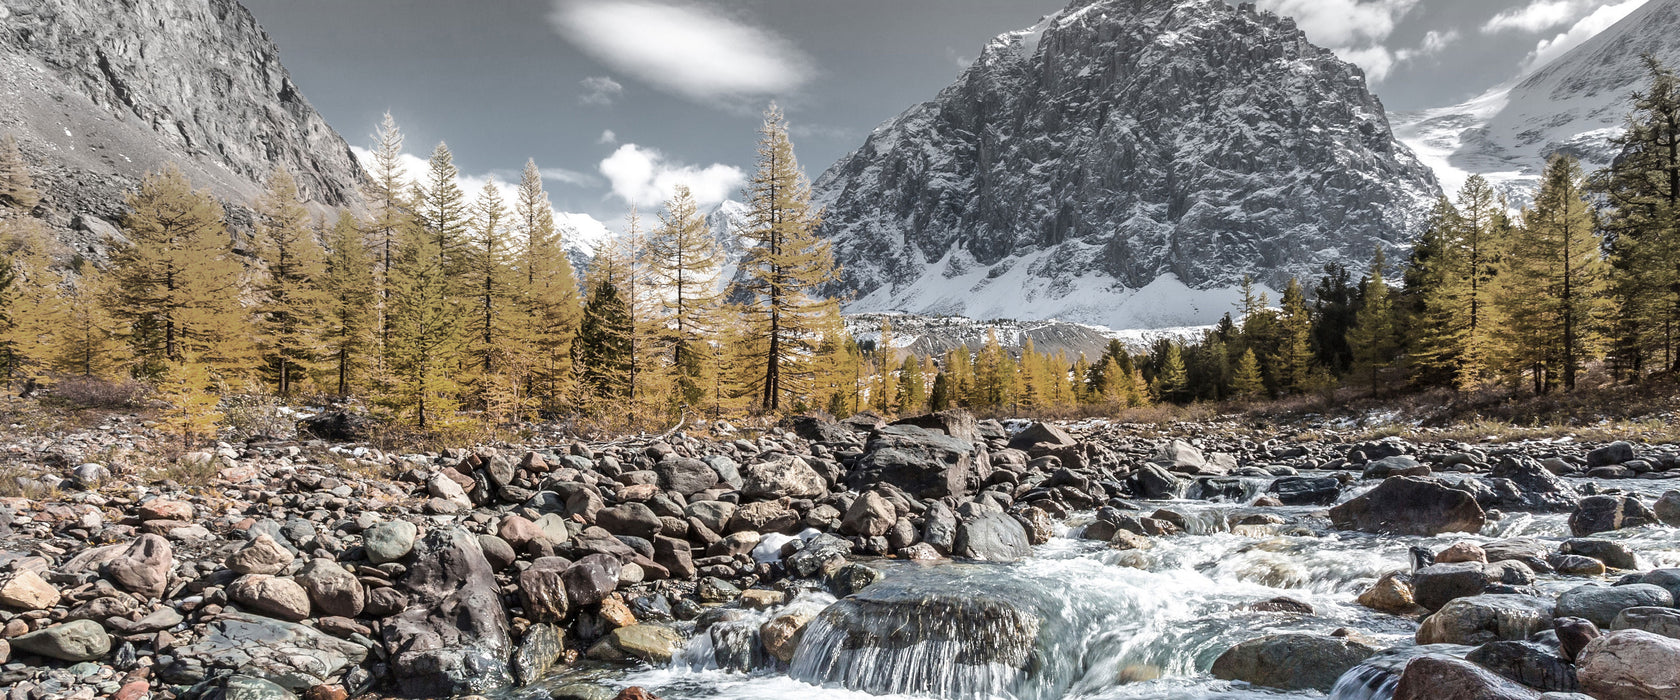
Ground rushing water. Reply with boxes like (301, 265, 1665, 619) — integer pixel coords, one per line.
(529, 472, 1680, 699)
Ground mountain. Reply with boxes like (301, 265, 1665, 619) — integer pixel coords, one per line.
(1392, 0, 1680, 203)
(0, 0, 364, 256)
(845, 312, 1200, 362)
(811, 0, 1440, 329)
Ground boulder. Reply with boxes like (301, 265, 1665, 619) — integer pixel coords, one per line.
(591, 624, 685, 663)
(1364, 456, 1430, 479)
(1210, 633, 1376, 691)
(953, 513, 1032, 562)
(1329, 476, 1486, 536)
(1267, 476, 1341, 506)
(1569, 495, 1657, 538)
(1587, 441, 1636, 468)
(0, 570, 61, 610)
(654, 457, 718, 496)
(597, 503, 662, 540)
(226, 534, 296, 575)
(1612, 607, 1680, 640)
(1556, 616, 1601, 662)
(102, 534, 173, 599)
(848, 425, 987, 499)
(1556, 584, 1673, 628)
(9, 619, 110, 661)
(1153, 439, 1208, 473)
(513, 622, 566, 686)
(840, 490, 897, 537)
(299, 411, 373, 441)
(1655, 491, 1680, 526)
(161, 612, 367, 691)
(1488, 456, 1580, 511)
(761, 606, 820, 662)
(1392, 655, 1541, 700)
(1359, 571, 1423, 614)
(518, 558, 571, 623)
(229, 574, 312, 621)
(1417, 594, 1555, 645)
(563, 554, 622, 606)
(1007, 422, 1077, 452)
(889, 410, 983, 446)
(1413, 562, 1493, 611)
(1465, 640, 1578, 692)
(1134, 464, 1185, 499)
(742, 456, 828, 499)
(382, 528, 513, 697)
(363, 521, 418, 565)
(1577, 629, 1680, 700)
(1559, 539, 1638, 571)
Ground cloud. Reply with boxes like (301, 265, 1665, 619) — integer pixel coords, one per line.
(1483, 0, 1597, 34)
(1394, 29, 1459, 63)
(1519, 0, 1647, 71)
(598, 143, 743, 208)
(539, 167, 599, 187)
(548, 0, 813, 104)
(598, 129, 618, 145)
(579, 75, 623, 106)
(1254, 0, 1421, 82)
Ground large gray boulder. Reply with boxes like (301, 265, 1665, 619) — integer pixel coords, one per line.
(10, 619, 110, 661)
(742, 456, 828, 499)
(382, 527, 513, 697)
(1417, 594, 1555, 645)
(1392, 655, 1541, 700)
(1556, 584, 1673, 629)
(160, 612, 367, 691)
(1210, 633, 1376, 691)
(1569, 495, 1657, 538)
(1577, 629, 1680, 700)
(1329, 476, 1486, 536)
(848, 424, 988, 499)
(953, 513, 1032, 563)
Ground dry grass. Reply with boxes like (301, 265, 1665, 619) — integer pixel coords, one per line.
(0, 465, 62, 500)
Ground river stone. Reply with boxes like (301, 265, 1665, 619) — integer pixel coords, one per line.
(1413, 562, 1493, 611)
(685, 501, 735, 534)
(223, 675, 295, 700)
(1466, 640, 1578, 692)
(519, 558, 571, 623)
(1153, 439, 1207, 472)
(103, 534, 173, 599)
(1556, 617, 1601, 662)
(563, 554, 622, 606)
(1588, 442, 1636, 467)
(890, 410, 983, 445)
(1008, 422, 1077, 451)
(161, 612, 368, 690)
(1484, 538, 1555, 573)
(1620, 569, 1680, 601)
(479, 534, 516, 570)
(597, 624, 684, 663)
(296, 559, 362, 618)
(921, 501, 958, 554)
(227, 534, 295, 575)
(761, 607, 819, 662)
(655, 457, 719, 496)
(228, 574, 311, 621)
(1329, 476, 1486, 536)
(363, 521, 418, 565)
(841, 490, 897, 537)
(512, 622, 565, 686)
(597, 503, 662, 540)
(1360, 571, 1423, 614)
(1393, 655, 1542, 700)
(1364, 456, 1430, 479)
(742, 455, 828, 499)
(1569, 495, 1657, 537)
(1267, 476, 1341, 505)
(1557, 584, 1673, 628)
(1559, 539, 1638, 570)
(1656, 491, 1680, 526)
(1417, 594, 1555, 645)
(0, 570, 60, 610)
(954, 513, 1032, 562)
(1577, 629, 1680, 700)
(1210, 633, 1376, 691)
(848, 424, 985, 499)
(10, 619, 110, 661)
(786, 533, 852, 577)
(1612, 607, 1680, 640)
(1135, 464, 1185, 499)
(383, 527, 513, 697)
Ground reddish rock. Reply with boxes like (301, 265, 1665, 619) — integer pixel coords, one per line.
(112, 680, 150, 700)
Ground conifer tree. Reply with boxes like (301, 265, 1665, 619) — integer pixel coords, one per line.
(253, 169, 328, 396)
(156, 355, 222, 447)
(413, 142, 469, 298)
(871, 320, 897, 413)
(649, 185, 722, 407)
(928, 367, 953, 411)
(1347, 249, 1398, 392)
(577, 278, 632, 405)
(1275, 277, 1314, 392)
(362, 114, 410, 354)
(973, 329, 1013, 409)
(1404, 196, 1468, 386)
(54, 274, 130, 379)
(1231, 347, 1265, 398)
(1501, 155, 1607, 392)
(514, 160, 583, 412)
(0, 134, 39, 211)
(737, 104, 840, 411)
(812, 304, 859, 417)
(105, 165, 253, 378)
(384, 207, 462, 428)
(1152, 343, 1188, 401)
(321, 211, 376, 396)
(897, 353, 926, 414)
(1454, 175, 1511, 387)
(464, 179, 523, 409)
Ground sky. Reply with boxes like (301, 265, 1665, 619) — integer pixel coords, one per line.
(241, 0, 1651, 230)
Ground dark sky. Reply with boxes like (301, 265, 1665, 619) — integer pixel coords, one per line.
(241, 0, 1648, 230)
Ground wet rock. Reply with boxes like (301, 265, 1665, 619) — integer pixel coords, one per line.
(1655, 491, 1680, 526)
(1329, 476, 1486, 536)
(363, 521, 418, 565)
(227, 534, 296, 575)
(1364, 456, 1430, 479)
(762, 607, 819, 662)
(1612, 607, 1680, 640)
(513, 622, 565, 686)
(162, 612, 367, 689)
(1466, 640, 1578, 692)
(563, 554, 622, 606)
(1392, 655, 1542, 700)
(1577, 629, 1680, 700)
(229, 574, 312, 621)
(592, 624, 684, 663)
(849, 425, 986, 499)
(103, 534, 173, 599)
(1559, 539, 1638, 570)
(920, 501, 959, 554)
(1556, 617, 1601, 662)
(1211, 633, 1376, 691)
(841, 490, 897, 537)
(10, 619, 110, 661)
(1436, 542, 1488, 564)
(383, 527, 513, 697)
(1267, 476, 1341, 505)
(0, 570, 61, 610)
(743, 455, 828, 499)
(1417, 594, 1555, 645)
(954, 512, 1032, 562)
(1587, 442, 1636, 468)
(1569, 495, 1657, 538)
(1413, 562, 1494, 611)
(1359, 571, 1424, 614)
(1488, 456, 1580, 511)
(223, 675, 297, 700)
(598, 503, 662, 540)
(831, 563, 885, 597)
(1556, 584, 1672, 628)
(786, 533, 852, 577)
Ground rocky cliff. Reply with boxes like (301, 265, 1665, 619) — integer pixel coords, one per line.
(813, 0, 1440, 328)
(0, 0, 364, 257)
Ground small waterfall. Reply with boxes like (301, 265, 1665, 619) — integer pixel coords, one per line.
(1328, 663, 1398, 700)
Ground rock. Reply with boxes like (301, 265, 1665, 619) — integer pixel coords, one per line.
(1612, 607, 1680, 640)
(920, 501, 958, 554)
(782, 415, 858, 444)
(1134, 464, 1184, 499)
(0, 570, 60, 610)
(296, 559, 363, 618)
(597, 503, 663, 540)
(1359, 571, 1423, 614)
(654, 457, 719, 496)
(479, 534, 516, 570)
(761, 607, 819, 662)
(512, 622, 565, 686)
(840, 490, 897, 537)
(848, 425, 986, 499)
(9, 619, 110, 661)
(303, 685, 346, 700)
(1417, 595, 1556, 645)
(1392, 655, 1542, 700)
(300, 412, 373, 441)
(427, 471, 473, 508)
(1267, 476, 1341, 505)
(698, 576, 742, 604)
(383, 527, 513, 697)
(1623, 569, 1680, 602)
(890, 410, 983, 445)
(138, 499, 193, 520)
(1557, 584, 1673, 628)
(598, 624, 684, 663)
(1588, 442, 1637, 468)
(363, 521, 418, 565)
(1210, 633, 1376, 691)
(742, 455, 828, 499)
(1436, 542, 1488, 564)
(1569, 495, 1658, 537)
(785, 533, 852, 577)
(1413, 562, 1494, 611)
(103, 534, 173, 599)
(1465, 640, 1578, 692)
(1560, 538, 1639, 570)
(1007, 422, 1077, 452)
(954, 512, 1032, 562)
(1153, 439, 1208, 472)
(563, 554, 622, 607)
(228, 574, 312, 621)
(1489, 456, 1580, 511)
(223, 676, 297, 700)
(831, 563, 885, 597)
(518, 558, 571, 623)
(1577, 629, 1680, 700)
(1364, 456, 1430, 479)
(163, 612, 367, 690)
(1556, 617, 1601, 662)
(227, 534, 296, 575)
(1329, 476, 1486, 536)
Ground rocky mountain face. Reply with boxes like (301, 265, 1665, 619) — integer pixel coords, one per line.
(812, 0, 1440, 329)
(1393, 0, 1680, 205)
(0, 0, 364, 258)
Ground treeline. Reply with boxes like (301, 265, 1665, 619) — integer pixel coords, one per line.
(0, 107, 852, 439)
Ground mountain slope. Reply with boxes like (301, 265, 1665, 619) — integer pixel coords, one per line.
(0, 0, 364, 256)
(812, 0, 1440, 329)
(1392, 0, 1680, 202)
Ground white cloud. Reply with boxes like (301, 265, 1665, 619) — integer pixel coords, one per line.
(579, 75, 623, 106)
(1255, 0, 1421, 82)
(1394, 29, 1459, 63)
(548, 0, 813, 104)
(539, 167, 598, 187)
(598, 143, 743, 209)
(1519, 0, 1647, 72)
(1483, 0, 1597, 34)
(598, 129, 618, 145)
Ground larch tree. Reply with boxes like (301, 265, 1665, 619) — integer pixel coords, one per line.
(648, 184, 722, 408)
(871, 319, 897, 413)
(1453, 175, 1511, 388)
(252, 169, 328, 397)
(1502, 155, 1608, 392)
(155, 354, 222, 448)
(1152, 342, 1188, 402)
(463, 179, 523, 414)
(1404, 196, 1470, 387)
(737, 104, 840, 411)
(321, 211, 376, 396)
(974, 329, 1013, 408)
(413, 142, 470, 301)
(362, 113, 410, 356)
(1230, 347, 1265, 398)
(896, 353, 926, 414)
(1347, 249, 1398, 393)
(1275, 277, 1314, 392)
(515, 160, 583, 413)
(383, 151, 470, 427)
(105, 165, 253, 378)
